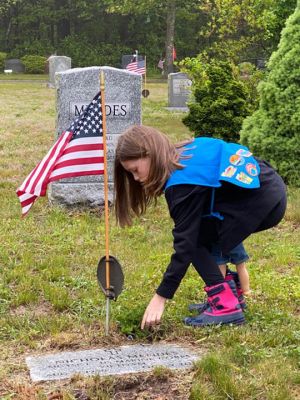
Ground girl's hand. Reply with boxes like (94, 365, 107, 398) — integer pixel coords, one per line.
(141, 294, 167, 329)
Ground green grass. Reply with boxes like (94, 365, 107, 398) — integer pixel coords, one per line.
(0, 79, 299, 399)
(0, 73, 47, 80)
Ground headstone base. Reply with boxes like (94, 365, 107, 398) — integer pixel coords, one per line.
(165, 107, 189, 112)
(47, 82, 55, 89)
(49, 182, 114, 208)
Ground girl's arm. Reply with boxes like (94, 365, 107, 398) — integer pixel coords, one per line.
(141, 185, 208, 328)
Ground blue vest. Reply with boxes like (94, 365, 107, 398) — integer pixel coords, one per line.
(165, 137, 260, 190)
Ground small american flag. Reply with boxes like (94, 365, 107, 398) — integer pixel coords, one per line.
(125, 59, 146, 75)
(16, 92, 104, 216)
(157, 59, 164, 70)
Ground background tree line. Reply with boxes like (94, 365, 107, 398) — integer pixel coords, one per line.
(0, 0, 297, 72)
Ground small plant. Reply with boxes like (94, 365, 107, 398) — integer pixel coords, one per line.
(152, 365, 173, 380)
(114, 301, 146, 337)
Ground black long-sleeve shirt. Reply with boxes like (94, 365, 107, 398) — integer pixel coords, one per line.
(156, 160, 286, 299)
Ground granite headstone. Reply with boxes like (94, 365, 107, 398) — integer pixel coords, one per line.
(49, 66, 142, 207)
(167, 72, 192, 111)
(48, 56, 72, 88)
(5, 59, 25, 73)
(26, 344, 200, 382)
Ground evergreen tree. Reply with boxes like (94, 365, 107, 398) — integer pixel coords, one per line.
(182, 59, 250, 142)
(240, 2, 300, 186)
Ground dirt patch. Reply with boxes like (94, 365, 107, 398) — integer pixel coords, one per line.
(10, 301, 54, 318)
(1, 370, 193, 399)
(112, 373, 191, 400)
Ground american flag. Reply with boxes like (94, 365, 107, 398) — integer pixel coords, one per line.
(16, 92, 104, 216)
(157, 59, 164, 70)
(125, 59, 146, 75)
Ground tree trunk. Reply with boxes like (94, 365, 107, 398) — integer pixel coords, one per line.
(68, 0, 75, 36)
(5, 19, 12, 50)
(164, 0, 176, 77)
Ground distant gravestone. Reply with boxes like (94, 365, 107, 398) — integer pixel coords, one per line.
(122, 54, 144, 69)
(167, 72, 192, 111)
(48, 56, 71, 88)
(5, 59, 25, 73)
(48, 66, 141, 207)
(26, 344, 200, 382)
(256, 59, 267, 70)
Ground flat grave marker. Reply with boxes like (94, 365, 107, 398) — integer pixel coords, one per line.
(26, 344, 200, 382)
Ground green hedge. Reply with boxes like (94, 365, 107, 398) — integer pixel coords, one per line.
(0, 52, 7, 72)
(20, 55, 47, 74)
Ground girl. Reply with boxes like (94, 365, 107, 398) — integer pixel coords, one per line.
(114, 125, 286, 329)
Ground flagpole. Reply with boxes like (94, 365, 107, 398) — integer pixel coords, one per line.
(144, 55, 147, 94)
(100, 70, 111, 336)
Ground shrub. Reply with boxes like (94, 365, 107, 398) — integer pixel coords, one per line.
(0, 52, 7, 72)
(181, 57, 251, 141)
(20, 55, 47, 74)
(240, 3, 300, 186)
(8, 40, 55, 59)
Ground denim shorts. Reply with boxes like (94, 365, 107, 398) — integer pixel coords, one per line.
(211, 242, 249, 265)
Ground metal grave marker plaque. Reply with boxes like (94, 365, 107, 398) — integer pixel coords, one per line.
(26, 344, 200, 382)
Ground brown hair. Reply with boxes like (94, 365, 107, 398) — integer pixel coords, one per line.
(114, 125, 192, 227)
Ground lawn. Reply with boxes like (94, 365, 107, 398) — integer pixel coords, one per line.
(0, 73, 47, 81)
(0, 79, 299, 399)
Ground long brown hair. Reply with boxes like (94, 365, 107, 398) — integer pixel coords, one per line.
(114, 125, 192, 227)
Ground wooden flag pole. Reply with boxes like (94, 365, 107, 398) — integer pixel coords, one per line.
(100, 71, 111, 336)
(144, 55, 147, 93)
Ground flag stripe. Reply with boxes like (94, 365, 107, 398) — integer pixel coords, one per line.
(20, 131, 69, 193)
(16, 191, 37, 216)
(18, 193, 37, 208)
(53, 157, 104, 170)
(63, 139, 103, 153)
(49, 163, 104, 180)
(22, 131, 71, 195)
(125, 59, 146, 75)
(57, 150, 104, 163)
(31, 132, 72, 196)
(21, 202, 35, 216)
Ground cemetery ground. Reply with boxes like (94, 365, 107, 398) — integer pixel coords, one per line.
(0, 78, 299, 400)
